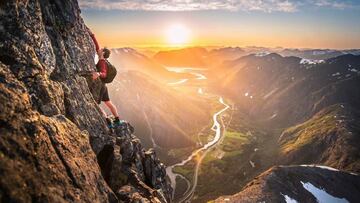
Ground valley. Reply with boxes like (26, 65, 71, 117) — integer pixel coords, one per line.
(106, 47, 360, 202)
(162, 67, 233, 203)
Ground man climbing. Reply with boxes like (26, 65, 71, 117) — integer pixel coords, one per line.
(88, 29, 121, 128)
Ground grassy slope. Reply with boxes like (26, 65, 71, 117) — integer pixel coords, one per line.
(193, 104, 360, 202)
(278, 104, 360, 173)
(193, 110, 276, 202)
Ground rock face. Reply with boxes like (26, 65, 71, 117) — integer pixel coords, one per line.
(0, 1, 171, 202)
(215, 166, 360, 203)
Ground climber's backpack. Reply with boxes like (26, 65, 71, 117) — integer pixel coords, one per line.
(103, 60, 117, 83)
(97, 60, 117, 83)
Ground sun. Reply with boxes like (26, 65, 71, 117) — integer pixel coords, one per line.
(165, 24, 191, 46)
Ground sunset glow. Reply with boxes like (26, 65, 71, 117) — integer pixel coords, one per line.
(81, 1, 360, 49)
(165, 24, 191, 46)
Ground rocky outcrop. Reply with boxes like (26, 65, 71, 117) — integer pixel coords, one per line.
(214, 165, 360, 203)
(0, 1, 171, 202)
(0, 63, 116, 202)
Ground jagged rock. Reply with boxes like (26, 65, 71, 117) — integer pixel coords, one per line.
(0, 63, 116, 202)
(117, 185, 156, 203)
(0, 1, 172, 202)
(143, 149, 172, 201)
(100, 124, 173, 202)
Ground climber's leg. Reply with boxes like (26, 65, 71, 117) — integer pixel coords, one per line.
(104, 100, 119, 118)
(99, 106, 107, 117)
(101, 85, 121, 126)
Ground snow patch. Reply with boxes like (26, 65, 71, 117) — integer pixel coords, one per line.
(349, 68, 358, 72)
(316, 166, 339, 171)
(301, 181, 349, 203)
(270, 113, 277, 119)
(249, 160, 255, 168)
(255, 52, 270, 57)
(332, 72, 341, 77)
(300, 164, 339, 172)
(300, 58, 324, 65)
(281, 193, 298, 203)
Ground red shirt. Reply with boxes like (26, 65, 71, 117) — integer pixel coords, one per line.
(90, 34, 107, 78)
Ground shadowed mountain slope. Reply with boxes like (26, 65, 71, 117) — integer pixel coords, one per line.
(212, 53, 360, 128)
(215, 166, 360, 203)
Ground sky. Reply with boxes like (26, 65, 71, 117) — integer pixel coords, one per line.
(80, 0, 360, 49)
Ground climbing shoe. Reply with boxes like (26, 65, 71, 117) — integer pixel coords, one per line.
(106, 117, 114, 129)
(113, 117, 122, 127)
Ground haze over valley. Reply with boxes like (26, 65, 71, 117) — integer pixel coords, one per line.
(104, 46, 360, 202)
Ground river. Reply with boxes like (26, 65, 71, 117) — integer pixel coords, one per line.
(165, 67, 230, 202)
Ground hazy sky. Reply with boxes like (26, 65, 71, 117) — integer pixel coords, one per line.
(80, 0, 360, 49)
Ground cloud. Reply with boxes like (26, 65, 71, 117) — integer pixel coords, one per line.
(312, 0, 353, 9)
(78, 0, 357, 12)
(79, 0, 298, 12)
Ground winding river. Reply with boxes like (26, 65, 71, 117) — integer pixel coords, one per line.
(165, 67, 230, 202)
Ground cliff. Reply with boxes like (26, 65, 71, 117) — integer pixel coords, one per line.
(0, 1, 171, 202)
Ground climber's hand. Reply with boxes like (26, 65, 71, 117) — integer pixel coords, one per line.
(86, 27, 93, 35)
(92, 72, 100, 80)
(97, 49, 104, 58)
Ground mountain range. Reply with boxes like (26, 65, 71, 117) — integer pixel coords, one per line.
(106, 45, 360, 202)
(1, 1, 359, 202)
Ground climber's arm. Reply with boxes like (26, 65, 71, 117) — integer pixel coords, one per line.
(92, 59, 107, 80)
(97, 59, 107, 78)
(88, 29, 100, 52)
(90, 34, 100, 52)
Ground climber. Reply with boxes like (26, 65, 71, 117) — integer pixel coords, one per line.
(88, 28, 121, 128)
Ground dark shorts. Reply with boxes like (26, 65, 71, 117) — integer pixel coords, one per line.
(98, 83, 110, 104)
